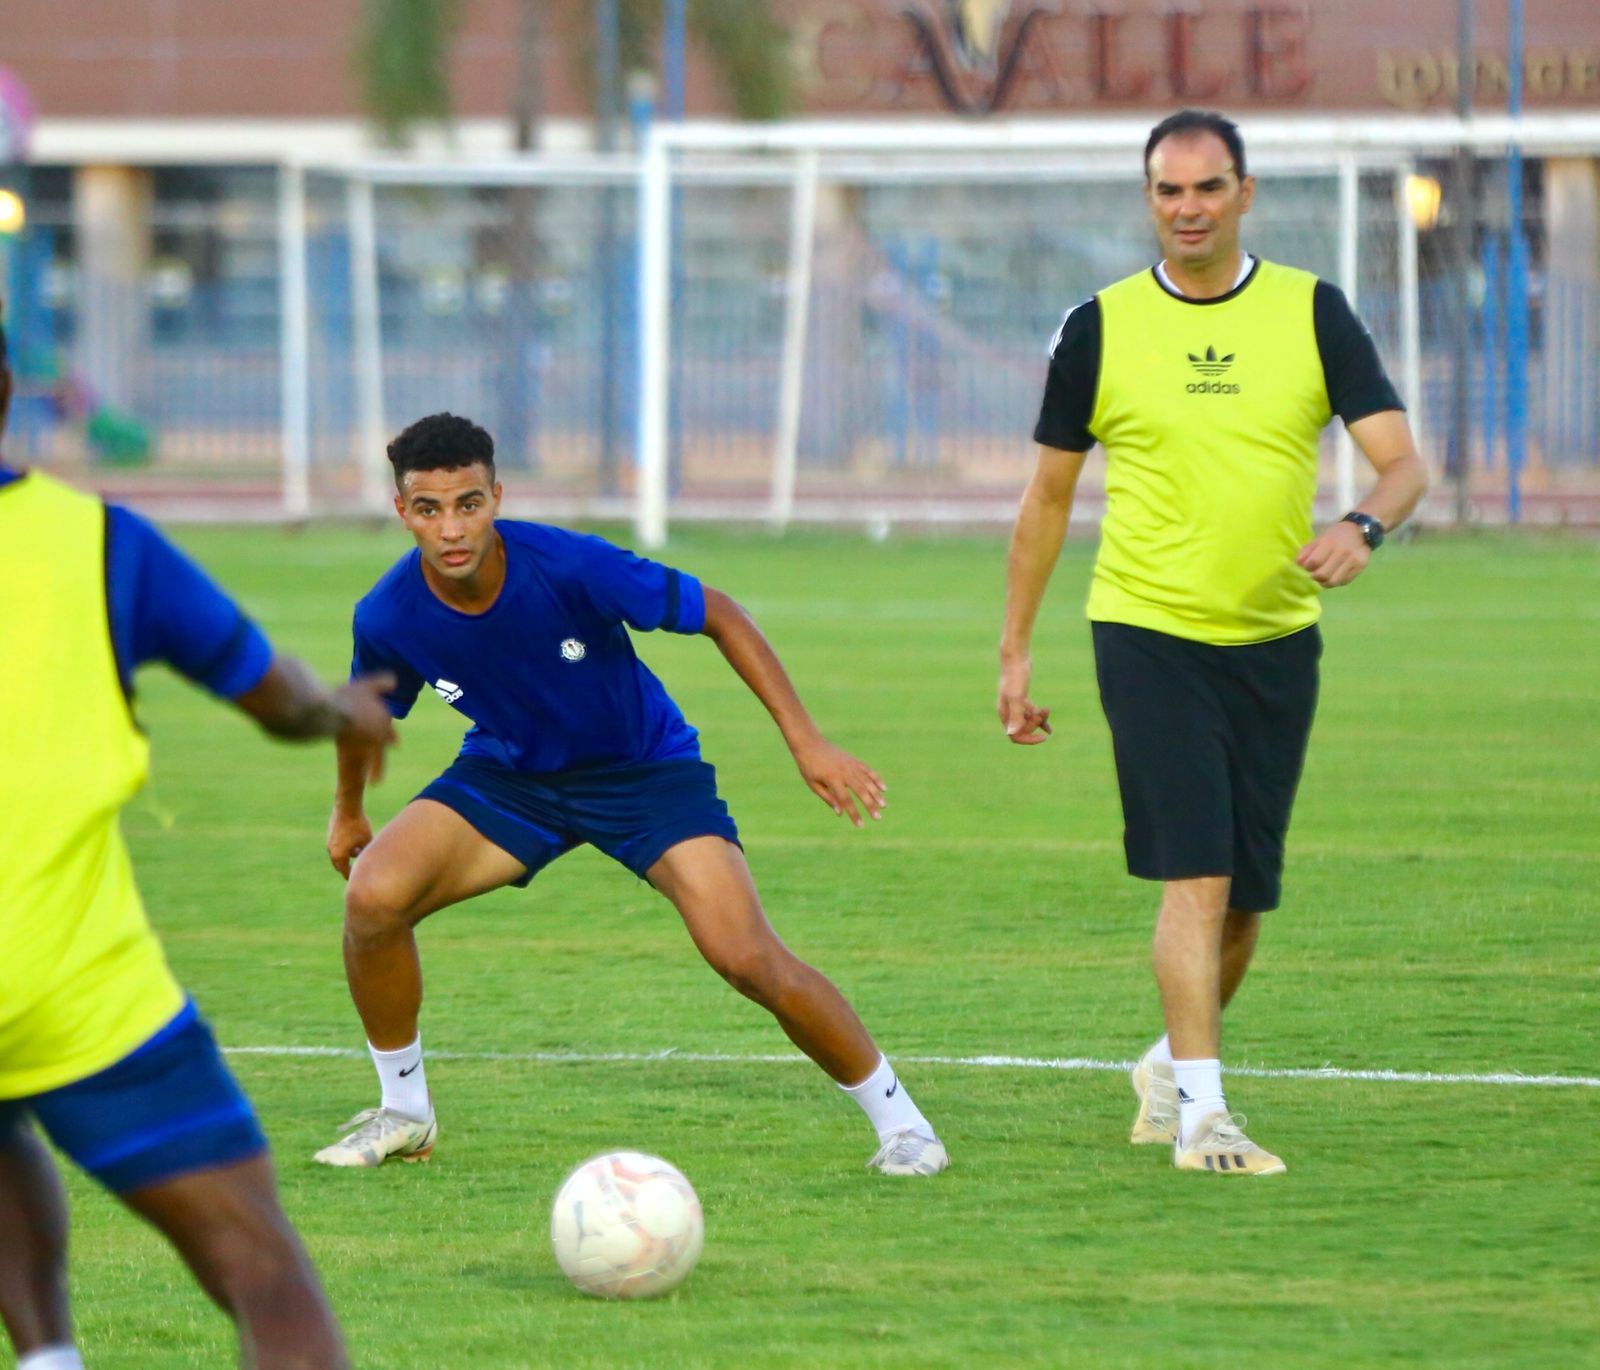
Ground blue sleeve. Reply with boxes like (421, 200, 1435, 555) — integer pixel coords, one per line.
(350, 609, 425, 719)
(576, 534, 706, 635)
(105, 505, 274, 698)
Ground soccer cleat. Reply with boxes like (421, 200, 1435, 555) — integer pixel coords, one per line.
(867, 1128, 949, 1176)
(1129, 1046, 1179, 1145)
(1172, 1111, 1286, 1176)
(312, 1107, 437, 1168)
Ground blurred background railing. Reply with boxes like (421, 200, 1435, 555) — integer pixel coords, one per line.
(3, 120, 1598, 532)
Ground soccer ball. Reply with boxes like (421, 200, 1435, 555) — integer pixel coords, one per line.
(549, 1151, 704, 1299)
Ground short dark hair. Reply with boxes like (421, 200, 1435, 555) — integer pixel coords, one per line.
(387, 412, 496, 490)
(1144, 109, 1247, 182)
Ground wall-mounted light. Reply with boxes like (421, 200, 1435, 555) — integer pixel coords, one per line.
(1405, 174, 1442, 231)
(0, 188, 24, 235)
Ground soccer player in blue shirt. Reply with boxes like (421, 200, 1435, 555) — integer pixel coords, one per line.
(0, 325, 397, 1367)
(314, 412, 948, 1176)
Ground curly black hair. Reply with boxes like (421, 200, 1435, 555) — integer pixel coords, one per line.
(387, 412, 496, 489)
(1143, 109, 1247, 182)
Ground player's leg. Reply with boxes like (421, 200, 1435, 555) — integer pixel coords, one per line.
(22, 1002, 350, 1365)
(1163, 630, 1317, 1176)
(648, 836, 876, 1081)
(1220, 907, 1262, 1006)
(647, 835, 947, 1175)
(1155, 877, 1285, 1175)
(1093, 623, 1240, 1149)
(341, 797, 529, 1050)
(319, 794, 534, 1168)
(1133, 903, 1260, 1143)
(1153, 874, 1233, 1062)
(119, 1156, 348, 1370)
(0, 1110, 76, 1366)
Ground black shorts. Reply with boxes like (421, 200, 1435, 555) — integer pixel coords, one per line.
(1091, 620, 1321, 914)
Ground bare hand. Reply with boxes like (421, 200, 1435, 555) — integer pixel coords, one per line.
(1296, 521, 1371, 588)
(333, 674, 398, 783)
(792, 736, 886, 828)
(997, 657, 1052, 745)
(327, 809, 374, 881)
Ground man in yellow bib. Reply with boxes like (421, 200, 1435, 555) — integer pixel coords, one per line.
(997, 110, 1429, 1176)
(0, 318, 396, 1366)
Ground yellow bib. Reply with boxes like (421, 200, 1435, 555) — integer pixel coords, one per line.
(0, 473, 183, 1097)
(1087, 260, 1331, 644)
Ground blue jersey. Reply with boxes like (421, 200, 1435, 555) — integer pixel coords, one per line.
(0, 466, 272, 698)
(351, 521, 707, 775)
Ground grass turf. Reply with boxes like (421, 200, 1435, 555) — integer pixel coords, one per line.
(25, 524, 1600, 1369)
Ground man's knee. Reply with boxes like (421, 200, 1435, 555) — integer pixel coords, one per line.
(1159, 876, 1232, 922)
(344, 860, 423, 940)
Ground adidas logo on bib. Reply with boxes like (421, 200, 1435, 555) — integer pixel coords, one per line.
(1185, 345, 1240, 394)
(432, 678, 463, 703)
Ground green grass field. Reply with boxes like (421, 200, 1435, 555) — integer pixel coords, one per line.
(27, 524, 1600, 1369)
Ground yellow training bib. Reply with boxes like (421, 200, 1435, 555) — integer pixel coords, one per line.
(0, 473, 183, 1097)
(1088, 260, 1331, 645)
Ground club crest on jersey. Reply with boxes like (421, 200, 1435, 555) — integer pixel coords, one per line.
(559, 638, 587, 663)
(432, 678, 464, 703)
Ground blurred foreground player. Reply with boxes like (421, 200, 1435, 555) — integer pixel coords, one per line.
(315, 412, 947, 1177)
(0, 321, 397, 1369)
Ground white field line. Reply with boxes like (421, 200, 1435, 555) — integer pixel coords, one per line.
(223, 1046, 1600, 1090)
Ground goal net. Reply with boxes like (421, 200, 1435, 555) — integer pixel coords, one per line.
(292, 121, 1422, 542)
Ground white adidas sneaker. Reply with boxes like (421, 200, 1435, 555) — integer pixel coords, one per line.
(313, 1107, 437, 1168)
(1129, 1045, 1180, 1145)
(1173, 1111, 1286, 1176)
(867, 1128, 949, 1176)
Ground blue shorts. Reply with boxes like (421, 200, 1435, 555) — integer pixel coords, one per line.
(0, 1001, 267, 1195)
(419, 755, 741, 885)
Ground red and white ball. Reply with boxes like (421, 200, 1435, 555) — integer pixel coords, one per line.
(549, 1151, 704, 1299)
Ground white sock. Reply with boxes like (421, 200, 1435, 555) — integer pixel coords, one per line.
(1146, 1034, 1174, 1066)
(370, 1036, 430, 1121)
(19, 1347, 86, 1370)
(1172, 1058, 1226, 1144)
(839, 1055, 932, 1141)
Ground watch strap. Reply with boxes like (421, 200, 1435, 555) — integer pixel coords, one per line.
(1340, 511, 1384, 549)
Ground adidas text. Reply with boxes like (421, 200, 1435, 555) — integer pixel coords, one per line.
(1185, 380, 1241, 394)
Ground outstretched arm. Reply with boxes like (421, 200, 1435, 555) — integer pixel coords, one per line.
(998, 444, 1087, 745)
(700, 586, 884, 827)
(234, 656, 398, 880)
(235, 655, 395, 753)
(1296, 410, 1430, 588)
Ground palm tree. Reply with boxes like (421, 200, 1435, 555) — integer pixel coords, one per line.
(355, 0, 793, 149)
(355, 0, 460, 149)
(606, 0, 793, 124)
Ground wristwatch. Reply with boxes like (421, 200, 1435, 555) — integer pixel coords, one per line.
(1341, 511, 1385, 550)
